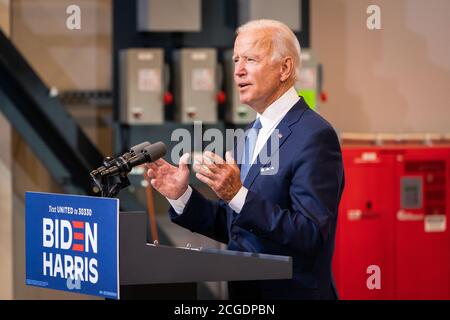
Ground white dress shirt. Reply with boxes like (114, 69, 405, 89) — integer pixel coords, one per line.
(168, 86, 300, 214)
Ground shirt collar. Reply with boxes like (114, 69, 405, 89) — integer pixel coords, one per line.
(256, 86, 300, 131)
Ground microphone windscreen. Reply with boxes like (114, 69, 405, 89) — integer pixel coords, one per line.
(130, 141, 151, 155)
(144, 141, 167, 162)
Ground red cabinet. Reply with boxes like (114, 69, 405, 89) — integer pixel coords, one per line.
(394, 148, 450, 299)
(334, 146, 450, 300)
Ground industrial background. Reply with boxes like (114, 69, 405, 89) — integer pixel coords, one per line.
(1, 0, 449, 300)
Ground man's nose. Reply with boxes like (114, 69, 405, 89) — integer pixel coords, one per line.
(234, 61, 246, 77)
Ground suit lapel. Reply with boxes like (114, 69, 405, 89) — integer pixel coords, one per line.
(242, 98, 310, 188)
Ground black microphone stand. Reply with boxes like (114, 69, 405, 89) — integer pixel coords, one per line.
(90, 156, 131, 198)
(90, 141, 165, 198)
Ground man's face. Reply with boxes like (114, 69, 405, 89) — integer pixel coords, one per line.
(233, 30, 283, 113)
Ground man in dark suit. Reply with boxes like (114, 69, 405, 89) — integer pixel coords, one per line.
(147, 19, 344, 299)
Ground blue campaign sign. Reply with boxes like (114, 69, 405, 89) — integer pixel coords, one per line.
(25, 192, 120, 299)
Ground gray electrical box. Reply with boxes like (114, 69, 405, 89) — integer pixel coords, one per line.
(137, 0, 201, 32)
(238, 0, 302, 32)
(173, 48, 218, 124)
(223, 49, 256, 124)
(119, 48, 165, 124)
(295, 49, 322, 111)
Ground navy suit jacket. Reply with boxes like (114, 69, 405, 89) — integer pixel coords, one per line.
(169, 98, 345, 299)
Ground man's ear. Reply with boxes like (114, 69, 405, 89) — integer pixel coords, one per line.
(280, 56, 294, 82)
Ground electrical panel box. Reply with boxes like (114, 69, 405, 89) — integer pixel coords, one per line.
(295, 49, 322, 111)
(173, 48, 218, 124)
(223, 49, 256, 125)
(334, 146, 450, 300)
(119, 48, 165, 124)
(238, 0, 302, 32)
(137, 0, 201, 32)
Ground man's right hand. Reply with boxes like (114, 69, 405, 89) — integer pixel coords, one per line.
(146, 153, 190, 200)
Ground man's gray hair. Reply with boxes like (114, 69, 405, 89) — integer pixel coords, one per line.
(236, 19, 302, 82)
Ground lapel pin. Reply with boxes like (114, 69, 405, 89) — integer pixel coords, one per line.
(278, 133, 283, 139)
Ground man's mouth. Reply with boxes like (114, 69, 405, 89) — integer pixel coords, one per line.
(238, 83, 251, 89)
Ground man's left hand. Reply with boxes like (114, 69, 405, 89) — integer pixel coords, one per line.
(195, 151, 242, 202)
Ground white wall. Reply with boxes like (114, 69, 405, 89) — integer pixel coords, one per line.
(11, 0, 112, 91)
(311, 0, 450, 133)
(0, 0, 13, 300)
(0, 117, 13, 300)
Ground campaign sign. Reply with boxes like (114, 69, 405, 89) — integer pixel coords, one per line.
(25, 192, 120, 299)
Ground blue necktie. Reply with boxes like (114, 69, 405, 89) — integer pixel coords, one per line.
(240, 118, 262, 182)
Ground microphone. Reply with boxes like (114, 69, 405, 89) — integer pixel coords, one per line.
(126, 141, 152, 159)
(90, 141, 152, 176)
(99, 142, 166, 177)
